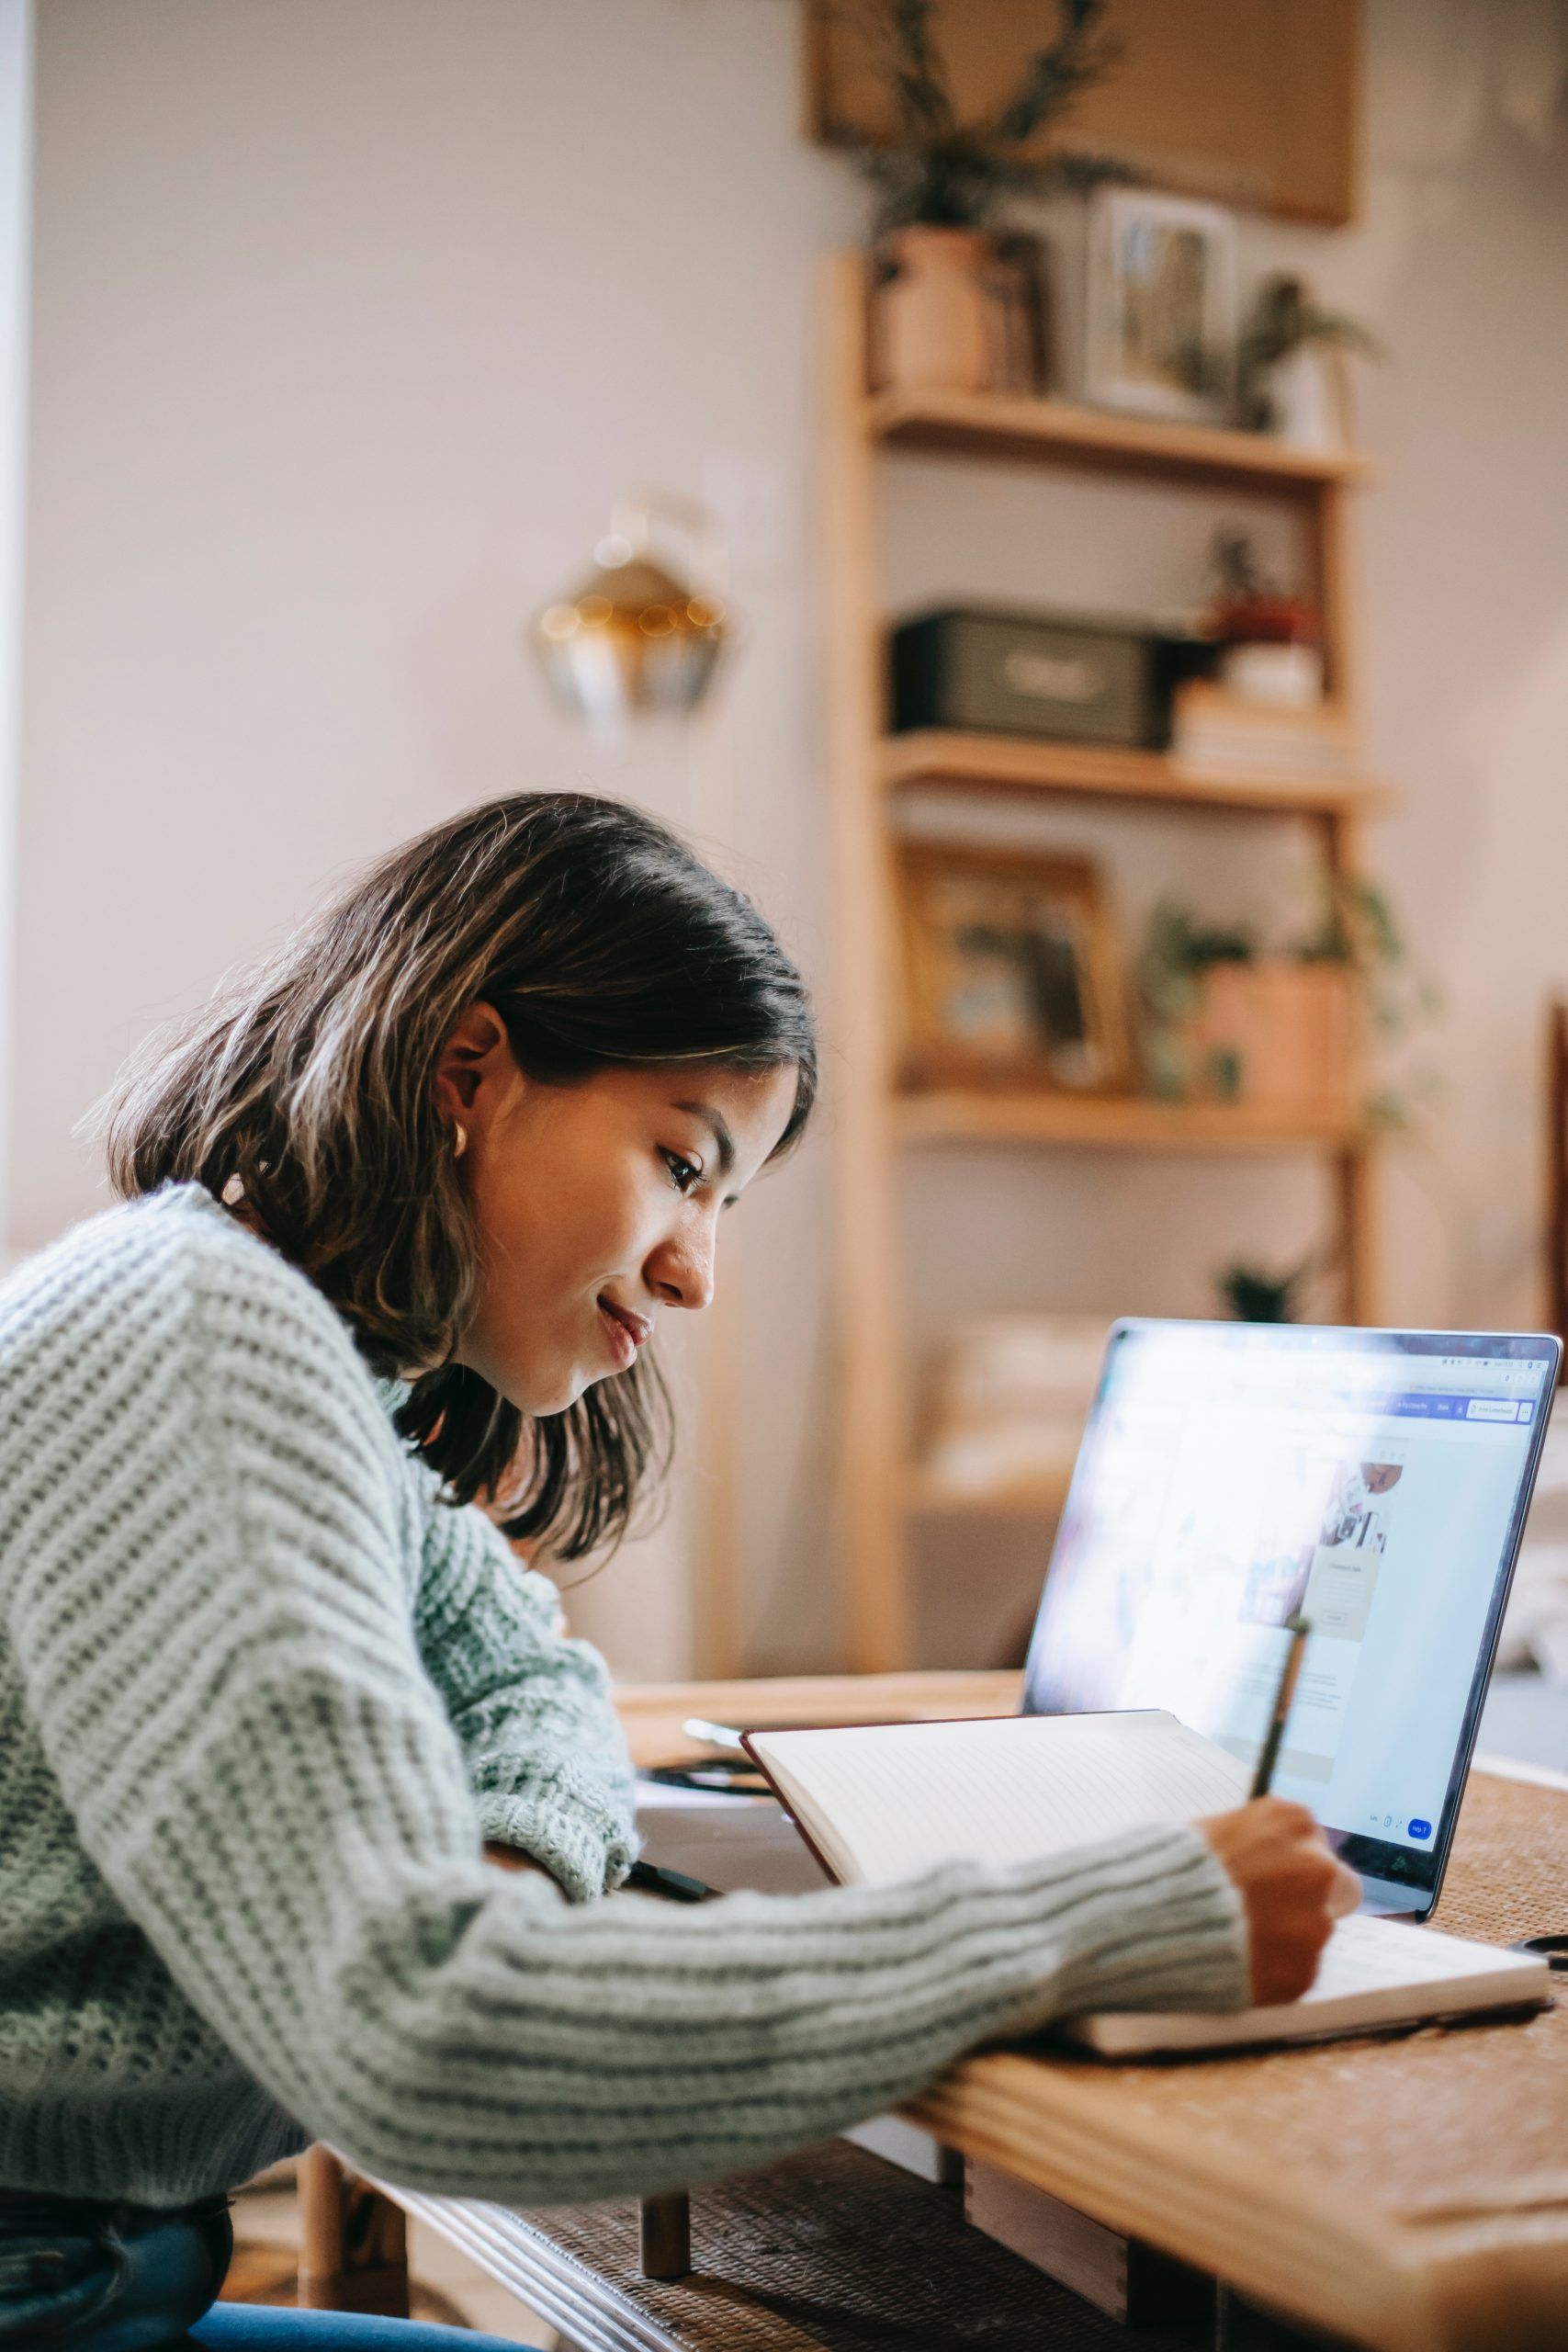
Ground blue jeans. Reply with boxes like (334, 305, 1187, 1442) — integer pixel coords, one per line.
(0, 2189, 536, 2350)
(192, 2316, 532, 2350)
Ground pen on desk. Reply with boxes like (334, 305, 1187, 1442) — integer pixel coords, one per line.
(1249, 1613, 1310, 1800)
(682, 1716, 748, 1752)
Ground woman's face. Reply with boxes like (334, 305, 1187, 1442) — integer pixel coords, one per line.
(434, 1003, 799, 1414)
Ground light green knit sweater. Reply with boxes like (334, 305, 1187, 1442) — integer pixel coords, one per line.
(0, 1182, 1247, 2207)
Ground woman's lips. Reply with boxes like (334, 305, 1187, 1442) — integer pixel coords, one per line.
(597, 1296, 649, 1373)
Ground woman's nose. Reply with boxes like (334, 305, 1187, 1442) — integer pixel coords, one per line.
(648, 1228, 715, 1311)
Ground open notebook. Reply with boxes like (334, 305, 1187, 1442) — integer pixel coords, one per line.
(741, 1712, 1551, 2056)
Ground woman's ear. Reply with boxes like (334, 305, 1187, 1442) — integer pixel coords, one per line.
(434, 1001, 513, 1124)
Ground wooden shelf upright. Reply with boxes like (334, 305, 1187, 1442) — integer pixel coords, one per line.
(822, 254, 1387, 1671)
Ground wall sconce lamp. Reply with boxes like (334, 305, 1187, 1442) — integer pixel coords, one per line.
(533, 493, 731, 723)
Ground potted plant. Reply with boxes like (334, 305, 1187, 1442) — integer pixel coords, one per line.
(1236, 273, 1382, 452)
(1142, 884, 1410, 1128)
(1292, 872, 1440, 1134)
(1137, 876, 1431, 1127)
(1201, 527, 1324, 707)
(840, 0, 1124, 394)
(1139, 906, 1351, 1117)
(1214, 1255, 1315, 1323)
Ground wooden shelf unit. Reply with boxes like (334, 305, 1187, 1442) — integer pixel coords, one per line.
(897, 1089, 1367, 1154)
(823, 254, 1384, 1670)
(865, 383, 1373, 492)
(883, 728, 1387, 824)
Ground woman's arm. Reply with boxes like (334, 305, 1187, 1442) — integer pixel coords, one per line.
(410, 1483, 637, 1900)
(3, 1210, 1250, 2204)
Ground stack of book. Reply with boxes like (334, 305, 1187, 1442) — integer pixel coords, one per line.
(1169, 680, 1354, 782)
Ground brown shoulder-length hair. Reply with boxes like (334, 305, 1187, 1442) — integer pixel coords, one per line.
(96, 792, 818, 1558)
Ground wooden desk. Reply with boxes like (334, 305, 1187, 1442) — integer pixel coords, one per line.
(615, 1668, 1021, 1770)
(334, 1674, 1568, 2350)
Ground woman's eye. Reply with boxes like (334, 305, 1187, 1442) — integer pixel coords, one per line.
(661, 1149, 702, 1195)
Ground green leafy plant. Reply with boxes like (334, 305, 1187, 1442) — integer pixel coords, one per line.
(1136, 878, 1440, 1130)
(1288, 873, 1441, 1133)
(838, 0, 1127, 232)
(1215, 1254, 1316, 1323)
(1236, 275, 1382, 435)
(1135, 906, 1258, 1102)
(1204, 528, 1320, 646)
(1136, 904, 1254, 1009)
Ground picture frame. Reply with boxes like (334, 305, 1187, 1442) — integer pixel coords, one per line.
(898, 842, 1131, 1092)
(1083, 188, 1238, 424)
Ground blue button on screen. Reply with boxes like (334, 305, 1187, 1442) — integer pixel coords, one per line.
(1408, 1818, 1432, 1840)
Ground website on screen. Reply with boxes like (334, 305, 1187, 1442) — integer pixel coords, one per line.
(1026, 1333, 1549, 1853)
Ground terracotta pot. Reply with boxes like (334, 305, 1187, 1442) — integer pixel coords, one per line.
(874, 226, 995, 395)
(1179, 961, 1354, 1115)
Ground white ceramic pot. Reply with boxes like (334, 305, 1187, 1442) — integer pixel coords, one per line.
(1269, 343, 1353, 452)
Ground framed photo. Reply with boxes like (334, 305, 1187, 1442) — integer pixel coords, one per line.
(1084, 189, 1238, 424)
(898, 842, 1131, 1092)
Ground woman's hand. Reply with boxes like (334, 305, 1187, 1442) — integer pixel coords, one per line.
(1197, 1798, 1362, 2004)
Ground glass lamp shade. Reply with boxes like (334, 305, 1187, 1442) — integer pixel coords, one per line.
(534, 555, 728, 721)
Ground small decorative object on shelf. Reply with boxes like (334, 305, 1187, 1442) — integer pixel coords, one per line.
(1083, 187, 1238, 424)
(877, 225, 994, 393)
(1202, 527, 1323, 707)
(898, 838, 1129, 1093)
(987, 230, 1053, 395)
(1168, 678, 1354, 782)
(889, 604, 1207, 750)
(834, 0, 1125, 393)
(1236, 273, 1381, 453)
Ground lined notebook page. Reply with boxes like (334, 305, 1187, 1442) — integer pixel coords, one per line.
(746, 1713, 1250, 1886)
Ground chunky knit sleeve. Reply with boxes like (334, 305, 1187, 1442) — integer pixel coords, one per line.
(410, 1483, 638, 1900)
(4, 1193, 1248, 2204)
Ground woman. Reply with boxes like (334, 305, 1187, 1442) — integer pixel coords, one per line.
(0, 793, 1355, 2350)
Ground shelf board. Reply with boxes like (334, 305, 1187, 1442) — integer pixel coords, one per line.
(882, 729, 1386, 821)
(902, 1466, 1073, 1520)
(865, 387, 1371, 494)
(897, 1089, 1367, 1155)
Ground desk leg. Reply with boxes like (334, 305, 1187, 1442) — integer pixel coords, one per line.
(637, 2190, 691, 2278)
(297, 2146, 411, 2315)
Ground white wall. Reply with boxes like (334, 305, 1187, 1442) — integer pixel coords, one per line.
(13, 0, 1568, 1673)
(0, 0, 31, 1255)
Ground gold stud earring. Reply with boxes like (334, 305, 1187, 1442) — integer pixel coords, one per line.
(452, 1122, 468, 1159)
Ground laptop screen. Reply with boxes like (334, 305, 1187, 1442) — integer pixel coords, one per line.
(1021, 1320, 1560, 1914)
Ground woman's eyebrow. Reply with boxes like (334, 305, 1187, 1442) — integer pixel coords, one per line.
(671, 1100, 736, 1182)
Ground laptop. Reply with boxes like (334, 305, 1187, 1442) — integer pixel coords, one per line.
(1021, 1319, 1561, 1919)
